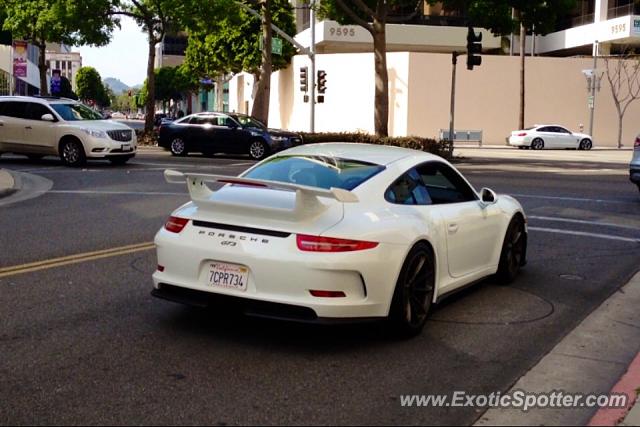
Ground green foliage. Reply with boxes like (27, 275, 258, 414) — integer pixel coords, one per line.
(184, 0, 296, 78)
(2, 0, 115, 46)
(76, 66, 108, 106)
(154, 66, 198, 103)
(299, 132, 453, 159)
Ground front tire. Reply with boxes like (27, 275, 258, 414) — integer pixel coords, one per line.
(170, 138, 188, 156)
(496, 216, 527, 285)
(60, 138, 86, 167)
(579, 139, 593, 150)
(531, 138, 545, 150)
(248, 139, 269, 160)
(388, 243, 435, 338)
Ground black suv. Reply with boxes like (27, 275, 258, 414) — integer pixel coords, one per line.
(157, 112, 302, 160)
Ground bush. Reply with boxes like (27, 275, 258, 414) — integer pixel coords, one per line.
(298, 132, 453, 160)
(135, 129, 158, 146)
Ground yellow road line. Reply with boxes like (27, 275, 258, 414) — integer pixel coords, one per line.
(0, 242, 156, 278)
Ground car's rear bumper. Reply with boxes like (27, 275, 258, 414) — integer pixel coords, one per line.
(630, 168, 640, 184)
(151, 283, 384, 324)
(508, 136, 531, 147)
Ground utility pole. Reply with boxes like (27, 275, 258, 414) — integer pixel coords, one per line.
(589, 41, 599, 138)
(309, 0, 316, 133)
(449, 52, 458, 145)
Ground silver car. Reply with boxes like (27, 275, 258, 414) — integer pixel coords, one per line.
(631, 133, 640, 192)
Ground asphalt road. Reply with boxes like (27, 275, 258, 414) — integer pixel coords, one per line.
(0, 149, 639, 425)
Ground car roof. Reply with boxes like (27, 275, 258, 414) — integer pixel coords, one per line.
(533, 124, 569, 128)
(280, 143, 441, 166)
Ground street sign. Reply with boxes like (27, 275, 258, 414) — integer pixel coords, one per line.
(259, 37, 283, 55)
(588, 95, 594, 109)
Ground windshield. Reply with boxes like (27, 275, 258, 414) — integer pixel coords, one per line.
(51, 103, 105, 121)
(231, 115, 265, 130)
(243, 155, 385, 191)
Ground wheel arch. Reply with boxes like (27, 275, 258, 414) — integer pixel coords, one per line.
(58, 134, 85, 156)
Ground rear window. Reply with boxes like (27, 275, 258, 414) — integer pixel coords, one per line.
(243, 155, 385, 191)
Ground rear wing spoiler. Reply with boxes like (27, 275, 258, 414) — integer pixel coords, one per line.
(164, 169, 359, 218)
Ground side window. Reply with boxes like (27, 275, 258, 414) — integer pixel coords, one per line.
(416, 162, 477, 205)
(385, 169, 431, 205)
(557, 127, 571, 134)
(25, 103, 55, 121)
(538, 126, 552, 133)
(2, 101, 28, 119)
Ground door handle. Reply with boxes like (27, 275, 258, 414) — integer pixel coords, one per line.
(0, 123, 4, 127)
(448, 223, 459, 234)
(25, 126, 32, 130)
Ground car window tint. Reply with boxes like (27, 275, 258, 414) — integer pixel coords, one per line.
(244, 155, 385, 191)
(538, 126, 552, 132)
(190, 116, 215, 125)
(25, 103, 54, 121)
(0, 101, 28, 119)
(416, 162, 477, 205)
(385, 169, 431, 205)
(557, 127, 570, 134)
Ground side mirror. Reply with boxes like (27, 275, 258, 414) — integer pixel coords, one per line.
(41, 113, 55, 122)
(480, 187, 498, 205)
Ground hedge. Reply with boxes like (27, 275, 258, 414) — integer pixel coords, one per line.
(299, 132, 453, 160)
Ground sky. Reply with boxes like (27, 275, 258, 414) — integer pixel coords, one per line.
(77, 17, 148, 87)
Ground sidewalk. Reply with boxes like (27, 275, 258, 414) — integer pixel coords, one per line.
(0, 168, 16, 198)
(590, 351, 640, 426)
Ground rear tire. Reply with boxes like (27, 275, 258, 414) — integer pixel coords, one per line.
(531, 138, 545, 150)
(388, 242, 435, 338)
(496, 216, 527, 285)
(59, 138, 86, 167)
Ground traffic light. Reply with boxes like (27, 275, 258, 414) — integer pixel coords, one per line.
(299, 66, 308, 93)
(317, 70, 327, 94)
(466, 26, 482, 70)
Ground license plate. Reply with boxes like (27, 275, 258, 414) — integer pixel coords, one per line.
(207, 262, 248, 291)
(121, 144, 132, 152)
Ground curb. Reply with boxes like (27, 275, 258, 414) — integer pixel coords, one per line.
(589, 352, 640, 426)
(0, 168, 16, 198)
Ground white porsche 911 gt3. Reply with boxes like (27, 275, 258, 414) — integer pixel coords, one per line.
(152, 143, 527, 336)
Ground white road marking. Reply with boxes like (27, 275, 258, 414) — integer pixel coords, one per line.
(528, 227, 640, 243)
(529, 215, 640, 231)
(513, 193, 634, 205)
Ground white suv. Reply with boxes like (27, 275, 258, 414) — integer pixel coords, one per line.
(0, 96, 137, 166)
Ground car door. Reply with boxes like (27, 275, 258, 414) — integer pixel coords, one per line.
(537, 126, 559, 148)
(214, 114, 246, 154)
(0, 101, 29, 151)
(23, 103, 58, 154)
(555, 126, 580, 148)
(414, 162, 503, 280)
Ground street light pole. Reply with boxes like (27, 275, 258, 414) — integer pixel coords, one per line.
(589, 40, 598, 137)
(449, 52, 458, 146)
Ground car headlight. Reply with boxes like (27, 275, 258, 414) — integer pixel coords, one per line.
(271, 135, 288, 142)
(81, 128, 108, 139)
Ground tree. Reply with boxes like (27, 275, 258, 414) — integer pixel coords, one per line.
(1, 0, 115, 96)
(184, 0, 296, 121)
(318, 0, 423, 136)
(110, 0, 206, 132)
(436, 0, 576, 130)
(76, 66, 106, 105)
(141, 65, 197, 114)
(604, 52, 640, 149)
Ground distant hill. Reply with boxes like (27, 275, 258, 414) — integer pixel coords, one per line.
(103, 78, 130, 94)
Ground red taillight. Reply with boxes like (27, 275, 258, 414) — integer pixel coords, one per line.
(164, 216, 189, 233)
(296, 234, 378, 252)
(517, 132, 528, 137)
(634, 137, 640, 150)
(309, 290, 346, 298)
(157, 265, 165, 272)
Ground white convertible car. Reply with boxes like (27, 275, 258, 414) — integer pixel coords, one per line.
(152, 143, 527, 336)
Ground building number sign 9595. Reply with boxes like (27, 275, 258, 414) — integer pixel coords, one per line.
(611, 23, 626, 35)
(330, 27, 356, 37)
